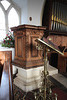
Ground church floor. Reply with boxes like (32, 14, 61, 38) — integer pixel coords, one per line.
(13, 75, 67, 100)
(62, 73, 67, 78)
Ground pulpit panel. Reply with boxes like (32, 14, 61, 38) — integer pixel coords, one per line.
(17, 37, 22, 57)
(31, 36, 38, 57)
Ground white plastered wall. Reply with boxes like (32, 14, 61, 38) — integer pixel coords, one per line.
(13, 0, 46, 26)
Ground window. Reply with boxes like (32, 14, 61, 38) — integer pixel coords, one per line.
(0, 7, 6, 40)
(8, 8, 19, 29)
(0, 0, 20, 41)
(1, 0, 10, 10)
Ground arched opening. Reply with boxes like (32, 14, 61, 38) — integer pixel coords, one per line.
(0, 7, 6, 40)
(0, 0, 20, 41)
(8, 7, 19, 29)
(1, 0, 10, 10)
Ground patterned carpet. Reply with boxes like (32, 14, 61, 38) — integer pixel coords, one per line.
(13, 85, 24, 100)
(13, 84, 35, 100)
(53, 87, 67, 100)
(13, 84, 67, 100)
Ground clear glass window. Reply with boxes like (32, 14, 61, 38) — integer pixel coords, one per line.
(8, 8, 19, 29)
(0, 7, 6, 41)
(0, 0, 20, 41)
(1, 0, 10, 10)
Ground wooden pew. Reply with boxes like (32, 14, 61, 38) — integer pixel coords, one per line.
(0, 51, 14, 100)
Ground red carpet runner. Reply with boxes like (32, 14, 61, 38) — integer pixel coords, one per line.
(53, 87, 67, 100)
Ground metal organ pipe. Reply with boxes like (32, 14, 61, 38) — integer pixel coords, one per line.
(51, 1, 67, 32)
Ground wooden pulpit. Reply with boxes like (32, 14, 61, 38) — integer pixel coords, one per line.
(11, 24, 46, 69)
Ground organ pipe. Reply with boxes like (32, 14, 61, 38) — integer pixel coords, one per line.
(51, 1, 67, 32)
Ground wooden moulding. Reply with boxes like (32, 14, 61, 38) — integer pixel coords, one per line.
(11, 24, 46, 31)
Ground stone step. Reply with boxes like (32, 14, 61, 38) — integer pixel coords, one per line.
(14, 76, 41, 92)
(13, 64, 58, 92)
(51, 73, 67, 88)
(47, 65, 58, 75)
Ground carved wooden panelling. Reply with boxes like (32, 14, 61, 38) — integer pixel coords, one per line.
(11, 24, 46, 68)
(47, 36, 54, 42)
(31, 37, 38, 57)
(62, 36, 67, 46)
(26, 36, 29, 58)
(48, 35, 67, 47)
(17, 37, 22, 57)
(53, 36, 62, 46)
(15, 37, 17, 57)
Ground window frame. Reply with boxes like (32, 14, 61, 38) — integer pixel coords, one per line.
(0, 0, 21, 40)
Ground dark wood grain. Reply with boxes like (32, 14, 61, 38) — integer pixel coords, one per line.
(0, 51, 13, 100)
(11, 25, 46, 68)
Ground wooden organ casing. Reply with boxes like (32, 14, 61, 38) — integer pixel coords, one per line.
(42, 0, 67, 73)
